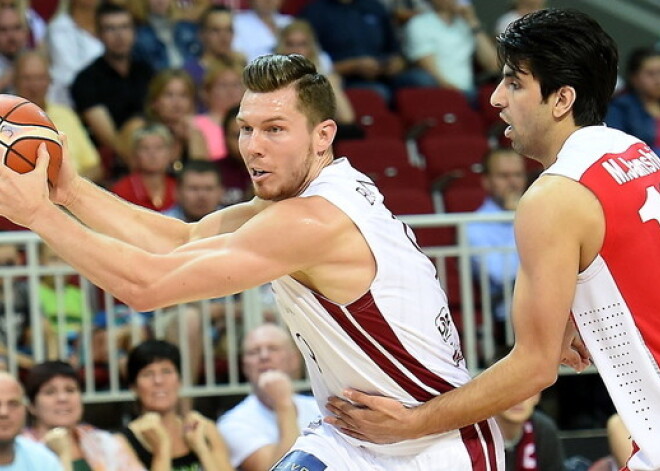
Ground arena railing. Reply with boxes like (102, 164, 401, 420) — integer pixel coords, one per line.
(0, 213, 590, 403)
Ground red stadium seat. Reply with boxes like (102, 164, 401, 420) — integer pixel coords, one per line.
(395, 87, 484, 138)
(346, 89, 405, 140)
(334, 137, 411, 172)
(418, 135, 490, 183)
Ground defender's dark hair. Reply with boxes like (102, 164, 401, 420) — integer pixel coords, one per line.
(497, 9, 618, 126)
(24, 361, 82, 404)
(242, 54, 336, 128)
(126, 339, 181, 386)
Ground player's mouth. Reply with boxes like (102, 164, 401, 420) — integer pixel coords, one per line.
(251, 168, 270, 181)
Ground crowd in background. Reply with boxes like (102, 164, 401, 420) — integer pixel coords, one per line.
(0, 0, 658, 469)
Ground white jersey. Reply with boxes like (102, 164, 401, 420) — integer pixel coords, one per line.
(544, 126, 660, 470)
(272, 158, 501, 464)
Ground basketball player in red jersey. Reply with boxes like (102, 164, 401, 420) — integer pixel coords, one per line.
(325, 9, 660, 471)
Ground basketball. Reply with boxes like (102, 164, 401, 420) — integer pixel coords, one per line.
(0, 94, 62, 186)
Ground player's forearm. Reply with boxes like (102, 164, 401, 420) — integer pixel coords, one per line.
(411, 349, 556, 436)
(274, 403, 300, 462)
(64, 177, 191, 253)
(31, 203, 183, 310)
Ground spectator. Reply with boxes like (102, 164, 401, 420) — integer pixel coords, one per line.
(494, 0, 546, 35)
(183, 4, 246, 93)
(0, 372, 63, 470)
(131, 0, 201, 71)
(232, 0, 292, 63)
(402, 0, 498, 99)
(215, 105, 253, 205)
(118, 340, 234, 470)
(466, 148, 526, 330)
(37, 244, 89, 363)
(494, 391, 566, 471)
(164, 160, 224, 222)
(70, 2, 154, 177)
(0, 5, 29, 93)
(22, 361, 146, 471)
(218, 323, 321, 471)
(605, 47, 660, 154)
(382, 0, 430, 27)
(195, 63, 245, 160)
(118, 68, 209, 170)
(111, 123, 177, 212)
(1, 0, 47, 47)
(300, 0, 417, 103)
(13, 50, 103, 182)
(276, 21, 357, 130)
(46, 0, 103, 105)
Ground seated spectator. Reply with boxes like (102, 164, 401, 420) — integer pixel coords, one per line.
(494, 0, 546, 35)
(466, 148, 527, 331)
(70, 2, 154, 178)
(300, 0, 420, 103)
(402, 0, 498, 100)
(494, 390, 566, 470)
(276, 20, 357, 130)
(111, 123, 177, 212)
(232, 0, 292, 63)
(118, 68, 209, 170)
(46, 0, 103, 105)
(183, 5, 246, 94)
(194, 63, 245, 160)
(118, 340, 234, 470)
(4, 0, 47, 47)
(218, 323, 321, 471)
(131, 0, 201, 71)
(22, 361, 146, 471)
(216, 105, 253, 205)
(0, 372, 63, 470)
(13, 50, 103, 182)
(164, 160, 225, 222)
(0, 5, 29, 93)
(605, 47, 660, 154)
(37, 244, 89, 363)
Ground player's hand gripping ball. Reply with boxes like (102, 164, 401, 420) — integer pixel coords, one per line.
(0, 94, 62, 186)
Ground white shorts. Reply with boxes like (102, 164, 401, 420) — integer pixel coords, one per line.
(271, 419, 504, 471)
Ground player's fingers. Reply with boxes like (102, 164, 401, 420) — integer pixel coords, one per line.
(343, 388, 374, 408)
(36, 143, 51, 172)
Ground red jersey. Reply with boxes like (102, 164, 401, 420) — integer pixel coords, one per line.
(545, 126, 660, 470)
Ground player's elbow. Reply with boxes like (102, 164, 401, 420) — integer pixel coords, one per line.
(117, 277, 163, 313)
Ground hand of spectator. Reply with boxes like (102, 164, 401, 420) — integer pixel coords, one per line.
(502, 189, 523, 211)
(49, 134, 83, 209)
(257, 369, 295, 411)
(183, 411, 214, 453)
(129, 412, 171, 456)
(353, 57, 383, 80)
(44, 427, 71, 459)
(384, 56, 406, 77)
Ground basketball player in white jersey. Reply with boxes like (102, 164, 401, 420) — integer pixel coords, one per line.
(325, 9, 660, 471)
(0, 54, 503, 469)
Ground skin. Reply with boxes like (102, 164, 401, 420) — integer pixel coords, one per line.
(238, 324, 304, 471)
(0, 373, 26, 465)
(482, 150, 527, 211)
(323, 64, 598, 443)
(494, 393, 540, 442)
(175, 171, 225, 223)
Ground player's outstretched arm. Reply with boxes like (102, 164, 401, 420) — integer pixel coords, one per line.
(51, 136, 266, 253)
(325, 176, 600, 443)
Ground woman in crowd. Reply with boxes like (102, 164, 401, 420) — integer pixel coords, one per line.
(118, 69, 209, 171)
(606, 46, 660, 154)
(111, 123, 177, 212)
(194, 63, 245, 161)
(22, 360, 146, 471)
(276, 20, 360, 138)
(118, 339, 234, 471)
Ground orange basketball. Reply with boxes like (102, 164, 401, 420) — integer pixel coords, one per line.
(0, 94, 62, 186)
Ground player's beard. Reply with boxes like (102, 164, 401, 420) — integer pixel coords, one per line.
(253, 145, 316, 201)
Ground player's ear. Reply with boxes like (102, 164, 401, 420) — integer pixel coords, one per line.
(315, 119, 337, 156)
(552, 85, 576, 120)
